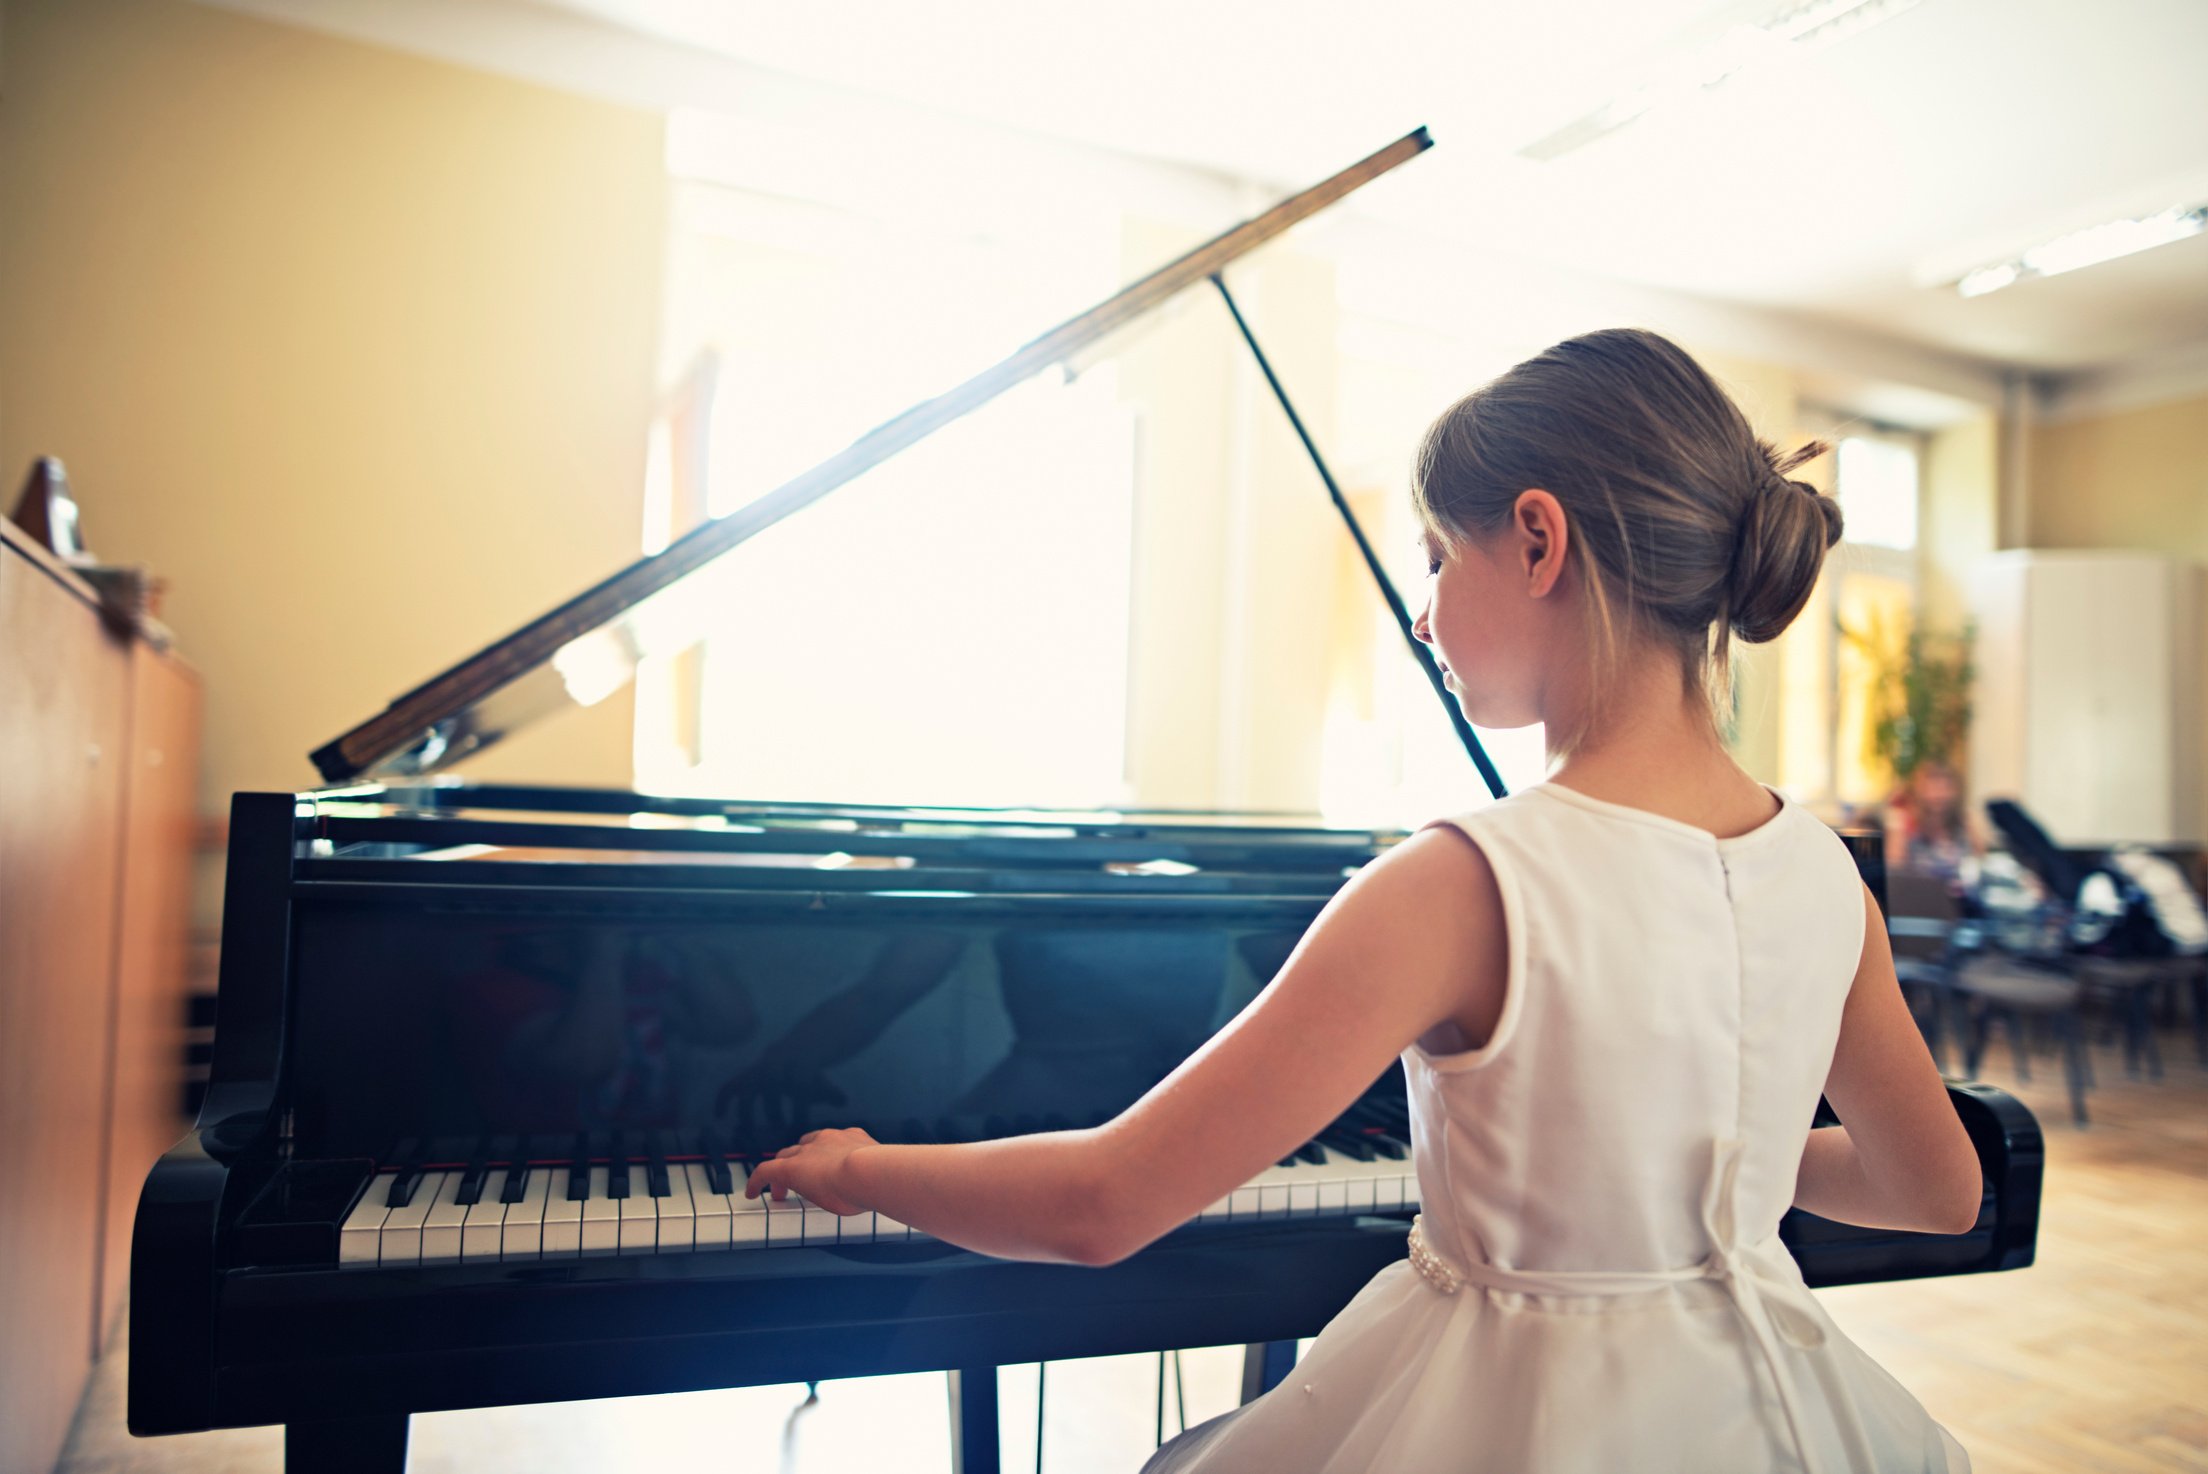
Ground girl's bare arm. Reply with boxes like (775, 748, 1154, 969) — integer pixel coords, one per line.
(748, 826, 1507, 1265)
(1793, 886, 1982, 1234)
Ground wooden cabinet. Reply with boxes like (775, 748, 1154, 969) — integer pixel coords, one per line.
(99, 646, 203, 1356)
(0, 519, 199, 1474)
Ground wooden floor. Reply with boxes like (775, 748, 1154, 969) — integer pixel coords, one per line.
(1822, 1031, 2208, 1474)
(60, 1028, 2208, 1473)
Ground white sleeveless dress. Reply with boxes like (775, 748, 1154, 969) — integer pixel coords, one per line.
(1143, 784, 1969, 1474)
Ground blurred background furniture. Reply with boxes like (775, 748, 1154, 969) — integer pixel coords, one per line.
(1971, 551, 2204, 855)
(1885, 870, 1966, 1073)
(1952, 955, 2093, 1127)
(0, 506, 200, 1474)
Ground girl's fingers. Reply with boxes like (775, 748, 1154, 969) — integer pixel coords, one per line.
(777, 1144, 802, 1159)
(799, 1130, 822, 1145)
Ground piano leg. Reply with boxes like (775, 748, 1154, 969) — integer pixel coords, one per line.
(285, 1415, 409, 1474)
(1240, 1341, 1298, 1405)
(947, 1365, 1001, 1474)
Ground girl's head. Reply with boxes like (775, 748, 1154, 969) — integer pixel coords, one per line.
(1410, 328, 1840, 741)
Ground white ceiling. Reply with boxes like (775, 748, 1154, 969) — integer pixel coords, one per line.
(526, 0, 2208, 381)
(202, 0, 2208, 387)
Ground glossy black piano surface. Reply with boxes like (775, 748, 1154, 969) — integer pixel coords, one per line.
(132, 784, 2042, 1472)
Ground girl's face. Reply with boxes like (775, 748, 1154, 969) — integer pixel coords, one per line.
(1413, 525, 1550, 731)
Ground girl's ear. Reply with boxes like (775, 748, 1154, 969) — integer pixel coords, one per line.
(1513, 489, 1571, 598)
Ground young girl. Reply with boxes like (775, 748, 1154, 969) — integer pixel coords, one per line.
(749, 328, 1982, 1472)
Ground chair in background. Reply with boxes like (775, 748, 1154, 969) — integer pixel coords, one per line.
(1884, 871, 1965, 1074)
(2069, 955, 2184, 1081)
(1951, 954, 2094, 1127)
(1889, 849, 2094, 1124)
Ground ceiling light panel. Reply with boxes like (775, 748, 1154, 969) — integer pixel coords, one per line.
(1954, 204, 2208, 297)
(1518, 0, 1924, 161)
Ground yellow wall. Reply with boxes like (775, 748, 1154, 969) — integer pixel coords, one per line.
(2029, 393, 2208, 560)
(0, 0, 666, 813)
(1920, 412, 2000, 629)
(1695, 350, 1808, 792)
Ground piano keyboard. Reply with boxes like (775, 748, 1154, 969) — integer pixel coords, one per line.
(334, 1146, 1421, 1269)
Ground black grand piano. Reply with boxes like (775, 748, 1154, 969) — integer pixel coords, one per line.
(130, 131, 2041, 1474)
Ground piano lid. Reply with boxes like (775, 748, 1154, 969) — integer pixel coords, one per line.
(311, 128, 1434, 784)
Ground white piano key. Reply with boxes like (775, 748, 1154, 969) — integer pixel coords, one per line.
(1314, 1153, 1351, 1215)
(730, 1186, 772, 1247)
(655, 1164, 695, 1252)
(684, 1163, 731, 1250)
(1288, 1172, 1321, 1216)
(1403, 1171, 1422, 1208)
(580, 1166, 619, 1257)
(501, 1166, 551, 1260)
(341, 1174, 396, 1267)
(1312, 1147, 1385, 1215)
(1198, 1194, 1232, 1222)
(759, 1192, 803, 1247)
(461, 1170, 509, 1262)
(376, 1171, 446, 1267)
(617, 1173, 659, 1254)
(541, 1169, 585, 1258)
(420, 1170, 470, 1265)
(1343, 1171, 1378, 1213)
(1226, 1177, 1264, 1220)
(1375, 1173, 1406, 1212)
(873, 1214, 911, 1242)
(1257, 1165, 1296, 1220)
(795, 1193, 841, 1246)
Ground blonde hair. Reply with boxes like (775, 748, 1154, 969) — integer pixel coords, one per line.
(1412, 328, 1839, 730)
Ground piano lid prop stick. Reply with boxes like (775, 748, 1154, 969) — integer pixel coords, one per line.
(1208, 275, 1508, 800)
(312, 127, 1437, 783)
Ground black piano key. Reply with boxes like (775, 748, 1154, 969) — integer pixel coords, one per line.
(607, 1133, 630, 1200)
(383, 1136, 425, 1208)
(567, 1134, 591, 1202)
(454, 1140, 493, 1206)
(1322, 1131, 1375, 1162)
(1294, 1141, 1328, 1166)
(1367, 1133, 1409, 1161)
(500, 1137, 533, 1203)
(646, 1135, 671, 1198)
(698, 1131, 734, 1196)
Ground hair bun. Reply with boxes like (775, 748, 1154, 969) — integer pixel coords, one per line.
(1727, 441, 1841, 644)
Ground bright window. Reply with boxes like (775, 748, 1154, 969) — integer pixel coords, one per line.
(1835, 435, 1919, 551)
(640, 175, 1133, 808)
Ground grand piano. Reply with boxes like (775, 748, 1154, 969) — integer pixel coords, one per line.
(130, 131, 2041, 1474)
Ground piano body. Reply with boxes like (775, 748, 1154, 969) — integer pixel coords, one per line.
(131, 132, 2042, 1474)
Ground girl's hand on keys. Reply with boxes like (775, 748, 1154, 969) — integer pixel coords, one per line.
(745, 1128, 878, 1215)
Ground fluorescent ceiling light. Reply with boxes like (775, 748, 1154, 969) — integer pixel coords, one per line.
(1519, 0, 1924, 162)
(1954, 204, 2208, 297)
